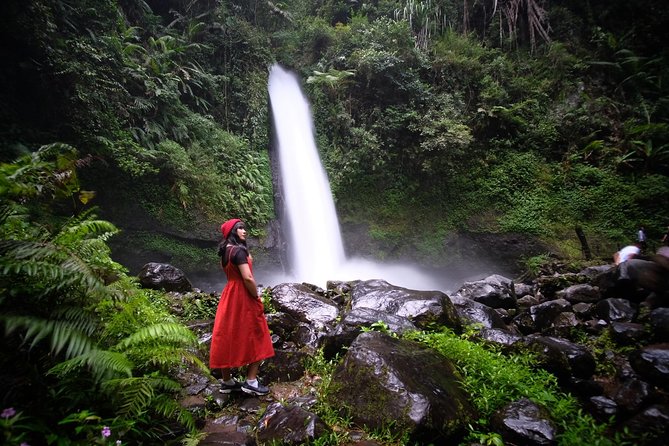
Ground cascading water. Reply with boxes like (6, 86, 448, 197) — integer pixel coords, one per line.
(268, 64, 442, 291)
(268, 65, 346, 286)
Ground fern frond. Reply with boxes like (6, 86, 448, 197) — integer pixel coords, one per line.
(125, 345, 209, 371)
(115, 323, 197, 350)
(54, 219, 119, 245)
(48, 349, 133, 382)
(51, 306, 99, 336)
(1, 237, 111, 295)
(101, 375, 180, 417)
(151, 393, 195, 431)
(1, 315, 95, 357)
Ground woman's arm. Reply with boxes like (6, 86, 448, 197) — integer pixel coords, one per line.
(238, 263, 259, 298)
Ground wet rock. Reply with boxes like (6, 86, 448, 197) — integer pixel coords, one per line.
(490, 397, 557, 445)
(270, 283, 339, 330)
(475, 328, 524, 350)
(556, 284, 600, 304)
(330, 331, 476, 443)
(351, 279, 461, 330)
(452, 274, 517, 309)
(630, 344, 669, 389)
(594, 298, 636, 323)
(319, 307, 416, 359)
(525, 335, 596, 380)
(138, 262, 192, 292)
(256, 402, 330, 445)
(530, 299, 572, 328)
(587, 396, 618, 422)
(451, 295, 508, 329)
(621, 404, 669, 441)
(514, 282, 534, 298)
(609, 322, 648, 345)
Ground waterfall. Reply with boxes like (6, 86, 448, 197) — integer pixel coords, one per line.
(268, 64, 442, 291)
(268, 65, 346, 286)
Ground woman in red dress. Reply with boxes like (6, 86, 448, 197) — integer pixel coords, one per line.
(209, 218, 275, 395)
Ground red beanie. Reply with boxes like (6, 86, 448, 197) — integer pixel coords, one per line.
(220, 218, 242, 239)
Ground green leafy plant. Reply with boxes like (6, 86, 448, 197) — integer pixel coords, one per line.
(0, 144, 205, 444)
(406, 328, 624, 445)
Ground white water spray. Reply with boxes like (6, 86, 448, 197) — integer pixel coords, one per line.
(268, 64, 441, 291)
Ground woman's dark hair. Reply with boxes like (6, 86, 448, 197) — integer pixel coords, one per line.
(217, 221, 249, 266)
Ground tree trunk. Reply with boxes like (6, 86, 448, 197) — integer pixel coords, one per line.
(575, 226, 592, 260)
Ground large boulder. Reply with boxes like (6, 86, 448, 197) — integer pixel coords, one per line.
(138, 262, 192, 292)
(319, 307, 417, 359)
(452, 274, 517, 309)
(350, 279, 461, 330)
(491, 398, 558, 446)
(329, 331, 476, 443)
(270, 283, 339, 330)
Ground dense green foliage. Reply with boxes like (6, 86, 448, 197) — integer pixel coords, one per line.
(407, 328, 626, 446)
(2, 0, 668, 264)
(1, 2, 668, 443)
(0, 146, 207, 444)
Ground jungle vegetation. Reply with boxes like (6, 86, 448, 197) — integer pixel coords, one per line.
(1, 0, 668, 444)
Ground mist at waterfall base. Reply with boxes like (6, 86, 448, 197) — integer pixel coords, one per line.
(263, 64, 449, 292)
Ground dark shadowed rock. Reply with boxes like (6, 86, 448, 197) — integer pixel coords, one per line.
(256, 402, 330, 445)
(535, 273, 585, 299)
(491, 398, 557, 446)
(262, 349, 308, 383)
(525, 335, 596, 379)
(319, 307, 416, 359)
(587, 396, 618, 422)
(630, 344, 669, 389)
(350, 279, 461, 330)
(621, 404, 669, 439)
(613, 378, 651, 414)
(452, 274, 517, 309)
(450, 295, 508, 329)
(138, 262, 192, 292)
(476, 328, 524, 350)
(529, 299, 572, 329)
(199, 414, 254, 446)
(579, 265, 615, 280)
(330, 331, 476, 443)
(650, 308, 669, 340)
(556, 284, 600, 303)
(594, 298, 636, 323)
(609, 322, 648, 345)
(514, 282, 534, 298)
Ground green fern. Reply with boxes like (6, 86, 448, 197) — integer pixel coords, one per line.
(48, 349, 133, 381)
(115, 322, 198, 349)
(2, 316, 96, 357)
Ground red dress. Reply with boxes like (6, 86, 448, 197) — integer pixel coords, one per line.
(209, 248, 275, 369)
